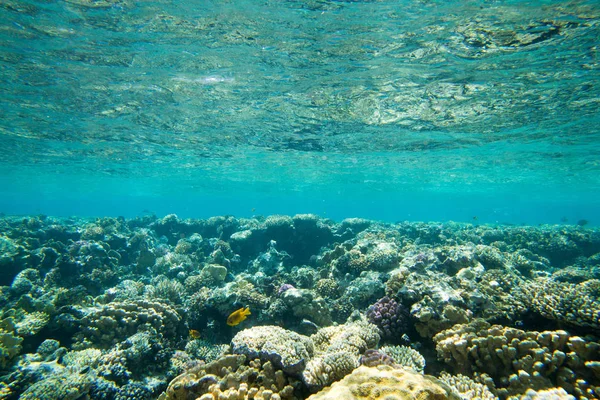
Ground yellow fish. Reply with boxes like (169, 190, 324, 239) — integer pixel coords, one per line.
(227, 307, 251, 326)
(189, 329, 201, 339)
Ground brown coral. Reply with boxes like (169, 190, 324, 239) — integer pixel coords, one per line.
(519, 278, 600, 330)
(433, 319, 600, 398)
(72, 300, 183, 349)
(159, 354, 302, 400)
(306, 365, 459, 400)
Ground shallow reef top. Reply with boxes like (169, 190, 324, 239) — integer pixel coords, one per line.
(0, 213, 599, 399)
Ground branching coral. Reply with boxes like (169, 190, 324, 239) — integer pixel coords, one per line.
(0, 317, 23, 368)
(303, 320, 380, 391)
(379, 345, 425, 373)
(433, 319, 600, 398)
(519, 278, 600, 330)
(72, 300, 183, 349)
(438, 372, 496, 400)
(366, 296, 410, 341)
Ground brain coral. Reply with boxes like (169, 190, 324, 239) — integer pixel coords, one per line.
(306, 365, 460, 400)
(231, 325, 314, 375)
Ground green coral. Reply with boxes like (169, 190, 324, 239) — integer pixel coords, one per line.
(145, 278, 185, 304)
(380, 345, 425, 374)
(0, 318, 23, 368)
(20, 372, 92, 400)
(185, 339, 228, 363)
(14, 311, 50, 337)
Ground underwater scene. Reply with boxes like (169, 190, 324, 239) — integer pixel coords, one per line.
(1, 0, 600, 399)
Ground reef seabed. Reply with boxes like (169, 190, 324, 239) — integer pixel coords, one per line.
(0, 214, 599, 399)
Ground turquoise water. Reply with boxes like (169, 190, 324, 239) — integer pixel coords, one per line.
(1, 0, 599, 224)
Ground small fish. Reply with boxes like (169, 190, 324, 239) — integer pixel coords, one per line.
(227, 307, 251, 326)
(472, 216, 478, 221)
(189, 329, 201, 339)
(251, 208, 256, 213)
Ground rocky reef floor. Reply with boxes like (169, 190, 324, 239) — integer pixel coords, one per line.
(0, 214, 599, 399)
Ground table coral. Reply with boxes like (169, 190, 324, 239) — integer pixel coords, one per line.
(280, 288, 333, 327)
(330, 237, 399, 276)
(311, 320, 380, 356)
(511, 388, 576, 400)
(306, 365, 460, 400)
(185, 339, 228, 363)
(303, 351, 359, 391)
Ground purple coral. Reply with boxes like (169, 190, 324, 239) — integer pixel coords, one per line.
(277, 283, 295, 296)
(366, 296, 409, 341)
(359, 349, 394, 367)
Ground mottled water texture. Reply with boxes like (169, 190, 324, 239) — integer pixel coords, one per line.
(1, 0, 599, 208)
(0, 214, 599, 399)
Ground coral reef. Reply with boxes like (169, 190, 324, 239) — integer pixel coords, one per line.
(72, 299, 184, 349)
(303, 320, 380, 391)
(231, 325, 314, 375)
(306, 365, 459, 400)
(438, 372, 496, 400)
(433, 319, 600, 398)
(519, 278, 600, 330)
(0, 317, 23, 368)
(366, 296, 410, 341)
(1, 214, 600, 399)
(159, 354, 303, 400)
(379, 345, 425, 373)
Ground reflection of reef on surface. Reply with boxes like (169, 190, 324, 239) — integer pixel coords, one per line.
(0, 214, 599, 399)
